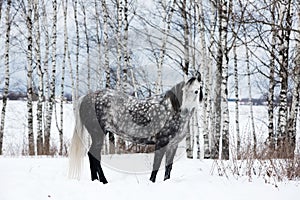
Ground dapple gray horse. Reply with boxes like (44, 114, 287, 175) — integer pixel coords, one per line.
(68, 74, 203, 183)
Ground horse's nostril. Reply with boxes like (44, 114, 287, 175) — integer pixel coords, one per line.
(195, 90, 198, 94)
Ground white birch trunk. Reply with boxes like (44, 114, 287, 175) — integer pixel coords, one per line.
(0, 0, 12, 155)
(73, 0, 80, 100)
(208, 0, 217, 159)
(180, 0, 193, 158)
(277, 1, 292, 158)
(102, 0, 110, 89)
(94, 0, 103, 89)
(155, 0, 176, 94)
(123, 0, 130, 94)
(213, 0, 224, 159)
(60, 0, 69, 155)
(233, 42, 240, 158)
(116, 0, 123, 91)
(220, 0, 230, 160)
(244, 27, 257, 157)
(101, 0, 114, 153)
(197, 0, 210, 159)
(81, 2, 91, 92)
(41, 0, 50, 148)
(33, 0, 44, 155)
(286, 2, 300, 158)
(267, 2, 276, 152)
(44, 0, 58, 155)
(26, 0, 35, 156)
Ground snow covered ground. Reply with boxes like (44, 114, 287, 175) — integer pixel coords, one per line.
(0, 156, 299, 200)
(0, 101, 299, 200)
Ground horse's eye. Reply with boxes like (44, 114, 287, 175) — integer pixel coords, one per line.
(195, 90, 198, 94)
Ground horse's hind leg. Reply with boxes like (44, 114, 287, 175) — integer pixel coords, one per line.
(88, 132, 108, 184)
(81, 95, 108, 184)
(164, 145, 178, 181)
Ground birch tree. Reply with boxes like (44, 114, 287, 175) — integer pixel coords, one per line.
(116, 0, 123, 90)
(266, 1, 276, 153)
(0, 0, 12, 155)
(102, 0, 110, 89)
(94, 0, 103, 89)
(155, 0, 177, 94)
(211, 0, 222, 159)
(60, 0, 69, 155)
(211, 0, 230, 159)
(233, 32, 240, 158)
(276, 0, 293, 158)
(179, 0, 193, 158)
(33, 0, 44, 155)
(80, 1, 91, 92)
(122, 0, 129, 93)
(101, 0, 114, 153)
(41, 0, 50, 152)
(26, 0, 35, 156)
(44, 0, 58, 155)
(196, 0, 211, 159)
(220, 0, 230, 160)
(243, 25, 257, 157)
(286, 1, 300, 158)
(208, 0, 218, 159)
(73, 0, 80, 100)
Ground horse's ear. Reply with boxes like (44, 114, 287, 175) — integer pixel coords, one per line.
(164, 91, 180, 113)
(196, 71, 201, 82)
(199, 87, 203, 102)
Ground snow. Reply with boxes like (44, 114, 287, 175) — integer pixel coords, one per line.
(0, 101, 299, 199)
(0, 156, 299, 200)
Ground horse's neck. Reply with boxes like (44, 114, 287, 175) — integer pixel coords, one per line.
(171, 82, 184, 107)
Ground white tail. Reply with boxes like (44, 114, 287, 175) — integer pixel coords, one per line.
(68, 96, 86, 180)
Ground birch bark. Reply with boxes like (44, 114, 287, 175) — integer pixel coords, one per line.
(0, 0, 12, 155)
(233, 41, 240, 158)
(220, 0, 230, 160)
(123, 0, 129, 93)
(60, 0, 69, 155)
(73, 0, 80, 100)
(286, 1, 300, 158)
(243, 26, 257, 157)
(197, 0, 210, 159)
(26, 0, 35, 156)
(277, 0, 292, 158)
(81, 1, 91, 92)
(116, 0, 123, 91)
(156, 0, 176, 94)
(33, 0, 44, 155)
(94, 0, 103, 89)
(267, 1, 276, 153)
(102, 0, 110, 89)
(208, 0, 217, 159)
(44, 0, 57, 155)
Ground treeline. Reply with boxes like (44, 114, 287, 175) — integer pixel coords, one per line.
(0, 0, 299, 160)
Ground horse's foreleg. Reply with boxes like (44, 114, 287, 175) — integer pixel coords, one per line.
(164, 145, 178, 181)
(150, 146, 167, 182)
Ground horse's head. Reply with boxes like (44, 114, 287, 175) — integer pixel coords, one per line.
(181, 73, 203, 113)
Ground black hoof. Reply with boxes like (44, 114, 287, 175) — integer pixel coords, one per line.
(149, 170, 158, 183)
(100, 178, 108, 184)
(149, 177, 156, 183)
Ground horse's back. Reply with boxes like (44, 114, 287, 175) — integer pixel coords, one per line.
(89, 89, 173, 142)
